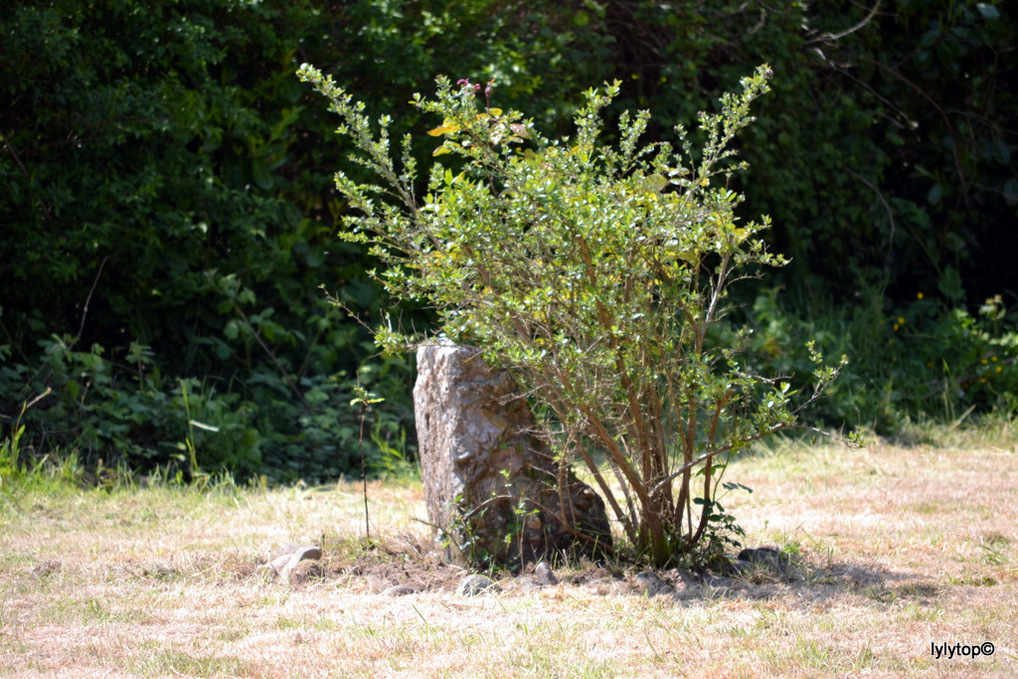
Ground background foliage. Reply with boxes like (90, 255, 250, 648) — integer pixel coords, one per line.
(2, 0, 1016, 483)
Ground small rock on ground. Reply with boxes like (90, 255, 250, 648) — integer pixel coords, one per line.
(534, 561, 559, 586)
(734, 545, 795, 578)
(633, 571, 673, 596)
(269, 544, 323, 580)
(287, 560, 324, 583)
(457, 574, 500, 596)
(737, 546, 784, 566)
(702, 574, 739, 589)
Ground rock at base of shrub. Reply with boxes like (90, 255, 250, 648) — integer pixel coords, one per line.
(414, 342, 612, 569)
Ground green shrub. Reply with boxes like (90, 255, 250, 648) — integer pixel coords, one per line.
(738, 285, 1018, 435)
(0, 0, 422, 482)
(300, 63, 849, 566)
(0, 326, 413, 484)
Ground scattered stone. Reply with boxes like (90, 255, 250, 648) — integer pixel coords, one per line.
(702, 574, 739, 589)
(287, 560, 323, 584)
(736, 546, 794, 579)
(271, 543, 302, 559)
(664, 568, 697, 591)
(457, 574, 500, 596)
(301, 546, 323, 560)
(269, 553, 296, 574)
(382, 585, 417, 597)
(534, 561, 559, 586)
(737, 546, 783, 567)
(269, 544, 323, 581)
(633, 571, 673, 596)
(414, 342, 612, 568)
(513, 577, 543, 592)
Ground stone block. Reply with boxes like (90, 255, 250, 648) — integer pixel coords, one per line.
(414, 342, 611, 568)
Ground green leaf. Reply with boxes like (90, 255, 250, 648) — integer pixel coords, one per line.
(991, 137, 1010, 165)
(252, 161, 274, 190)
(977, 3, 1000, 20)
(938, 266, 965, 303)
(1003, 178, 1018, 207)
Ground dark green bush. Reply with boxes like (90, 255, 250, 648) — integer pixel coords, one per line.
(3, 1, 1016, 480)
(737, 286, 1018, 435)
(0, 0, 414, 481)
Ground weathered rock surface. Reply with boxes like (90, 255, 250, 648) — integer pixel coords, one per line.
(414, 342, 612, 568)
(457, 574, 500, 596)
(534, 561, 559, 586)
(268, 544, 323, 582)
(732, 544, 797, 580)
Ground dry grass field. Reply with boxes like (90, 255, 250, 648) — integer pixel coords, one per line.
(2, 428, 1017, 677)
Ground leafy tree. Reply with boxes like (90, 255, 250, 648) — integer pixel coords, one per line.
(0, 0, 625, 479)
(0, 0, 411, 479)
(511, 1, 1018, 304)
(300, 63, 847, 566)
(3, 0, 1014, 479)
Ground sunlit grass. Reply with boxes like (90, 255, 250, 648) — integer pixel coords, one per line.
(2, 427, 1017, 677)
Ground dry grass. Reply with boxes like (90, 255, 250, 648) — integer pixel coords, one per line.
(2, 434, 1017, 678)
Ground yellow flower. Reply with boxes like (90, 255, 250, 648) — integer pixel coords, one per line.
(982, 358, 989, 365)
(997, 366, 1003, 373)
(917, 292, 924, 300)
(897, 316, 905, 325)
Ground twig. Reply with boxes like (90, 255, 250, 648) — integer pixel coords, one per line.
(805, 1, 882, 44)
(847, 169, 896, 261)
(864, 58, 969, 205)
(651, 397, 859, 496)
(232, 303, 312, 413)
(25, 387, 52, 410)
(358, 400, 371, 541)
(72, 257, 109, 347)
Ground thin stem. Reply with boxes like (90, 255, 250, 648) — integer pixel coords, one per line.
(358, 402, 370, 541)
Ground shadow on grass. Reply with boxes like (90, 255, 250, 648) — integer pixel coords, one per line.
(214, 531, 949, 608)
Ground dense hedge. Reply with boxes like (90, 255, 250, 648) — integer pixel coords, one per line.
(1, 0, 403, 481)
(2, 0, 1016, 481)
